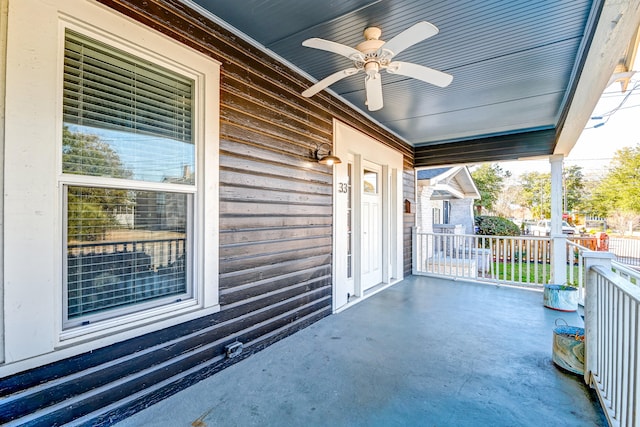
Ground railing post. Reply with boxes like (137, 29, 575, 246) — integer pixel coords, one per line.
(412, 227, 418, 275)
(582, 250, 615, 386)
(551, 235, 567, 285)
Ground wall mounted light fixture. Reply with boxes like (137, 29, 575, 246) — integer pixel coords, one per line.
(313, 143, 342, 166)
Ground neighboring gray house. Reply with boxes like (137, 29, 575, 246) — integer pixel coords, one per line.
(417, 166, 480, 235)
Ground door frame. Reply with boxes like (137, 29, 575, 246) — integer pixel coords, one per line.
(332, 120, 403, 312)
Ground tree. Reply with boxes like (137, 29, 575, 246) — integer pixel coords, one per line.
(471, 163, 511, 215)
(587, 144, 640, 217)
(563, 165, 585, 213)
(582, 177, 609, 218)
(63, 126, 132, 241)
(63, 126, 131, 179)
(492, 184, 522, 218)
(607, 211, 640, 235)
(518, 166, 585, 219)
(519, 171, 550, 219)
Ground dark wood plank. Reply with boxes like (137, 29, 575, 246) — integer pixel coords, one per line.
(220, 236, 332, 260)
(220, 225, 331, 246)
(219, 214, 333, 230)
(220, 256, 331, 288)
(222, 74, 332, 134)
(219, 160, 331, 188)
(414, 129, 555, 167)
(220, 169, 332, 196)
(220, 246, 331, 275)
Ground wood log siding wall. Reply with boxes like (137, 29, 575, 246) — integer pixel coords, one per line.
(403, 166, 416, 275)
(0, 1, 416, 423)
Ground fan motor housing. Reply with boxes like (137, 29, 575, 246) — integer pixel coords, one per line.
(357, 27, 384, 54)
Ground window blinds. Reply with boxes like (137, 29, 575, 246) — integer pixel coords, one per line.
(63, 30, 194, 144)
(66, 187, 189, 320)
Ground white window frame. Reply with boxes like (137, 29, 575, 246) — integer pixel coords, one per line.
(56, 17, 220, 342)
(59, 28, 200, 330)
(2, 0, 220, 367)
(432, 207, 441, 224)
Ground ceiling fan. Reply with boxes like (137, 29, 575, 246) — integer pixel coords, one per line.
(301, 21, 453, 111)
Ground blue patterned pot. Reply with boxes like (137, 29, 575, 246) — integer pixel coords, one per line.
(543, 284, 578, 312)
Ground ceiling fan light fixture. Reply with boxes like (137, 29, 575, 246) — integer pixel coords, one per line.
(364, 61, 379, 76)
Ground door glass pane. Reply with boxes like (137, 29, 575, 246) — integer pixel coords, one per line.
(363, 169, 377, 194)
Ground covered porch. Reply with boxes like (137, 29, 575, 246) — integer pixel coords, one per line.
(115, 276, 604, 426)
(2, 1, 640, 425)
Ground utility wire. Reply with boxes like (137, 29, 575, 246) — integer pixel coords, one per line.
(588, 81, 640, 129)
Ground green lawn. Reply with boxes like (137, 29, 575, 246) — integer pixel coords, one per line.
(490, 262, 581, 285)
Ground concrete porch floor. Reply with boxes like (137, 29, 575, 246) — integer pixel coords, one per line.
(116, 276, 605, 426)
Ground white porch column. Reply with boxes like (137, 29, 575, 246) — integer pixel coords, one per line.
(550, 155, 566, 285)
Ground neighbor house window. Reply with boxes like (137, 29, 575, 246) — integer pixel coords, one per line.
(443, 200, 451, 224)
(432, 207, 441, 224)
(62, 30, 198, 327)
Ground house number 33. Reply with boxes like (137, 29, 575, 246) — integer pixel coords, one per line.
(338, 183, 348, 193)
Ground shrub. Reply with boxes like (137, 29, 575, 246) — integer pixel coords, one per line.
(475, 215, 521, 236)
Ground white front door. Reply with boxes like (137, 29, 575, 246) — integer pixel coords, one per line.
(361, 162, 383, 290)
(332, 120, 404, 312)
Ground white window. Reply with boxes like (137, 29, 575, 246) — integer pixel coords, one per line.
(432, 207, 441, 224)
(61, 30, 201, 328)
(443, 200, 451, 224)
(3, 0, 220, 364)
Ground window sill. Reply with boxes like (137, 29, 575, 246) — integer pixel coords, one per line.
(58, 301, 220, 348)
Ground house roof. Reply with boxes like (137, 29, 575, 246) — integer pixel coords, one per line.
(417, 166, 480, 200)
(189, 0, 640, 166)
(416, 167, 452, 180)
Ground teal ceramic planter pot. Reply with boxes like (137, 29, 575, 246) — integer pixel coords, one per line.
(543, 284, 578, 312)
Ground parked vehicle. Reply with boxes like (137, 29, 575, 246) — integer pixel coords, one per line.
(530, 220, 575, 236)
(521, 219, 536, 235)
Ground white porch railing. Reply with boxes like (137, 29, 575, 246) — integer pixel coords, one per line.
(413, 230, 551, 286)
(567, 239, 588, 303)
(413, 230, 590, 288)
(609, 237, 640, 268)
(612, 260, 640, 285)
(583, 252, 640, 427)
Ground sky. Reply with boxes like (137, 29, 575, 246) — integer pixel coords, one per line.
(498, 49, 640, 180)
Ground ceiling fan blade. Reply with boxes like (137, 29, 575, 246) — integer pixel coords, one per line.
(302, 38, 363, 61)
(365, 73, 383, 111)
(380, 21, 439, 58)
(386, 61, 453, 87)
(302, 68, 360, 97)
